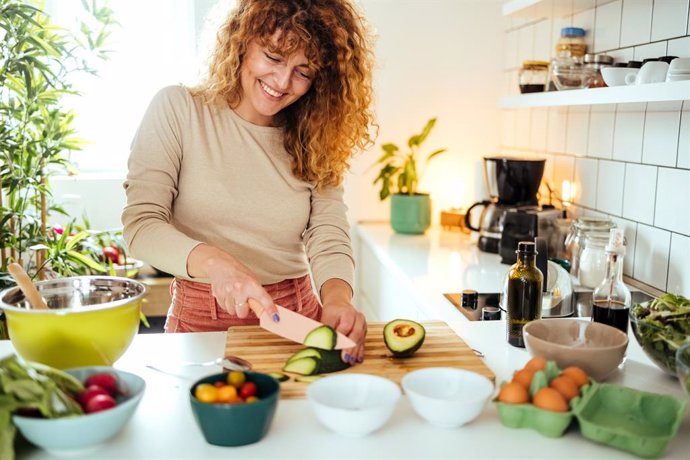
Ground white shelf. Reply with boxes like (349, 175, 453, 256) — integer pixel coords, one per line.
(500, 80, 690, 108)
(502, 0, 573, 18)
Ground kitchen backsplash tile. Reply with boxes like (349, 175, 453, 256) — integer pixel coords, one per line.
(596, 160, 625, 215)
(633, 224, 670, 289)
(502, 0, 690, 295)
(654, 168, 690, 235)
(651, 0, 689, 41)
(620, 0, 652, 48)
(668, 233, 690, 294)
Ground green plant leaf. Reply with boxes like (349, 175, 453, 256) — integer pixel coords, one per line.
(65, 250, 106, 273)
(426, 148, 447, 162)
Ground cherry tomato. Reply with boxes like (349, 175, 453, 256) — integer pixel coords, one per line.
(227, 371, 246, 389)
(245, 396, 260, 403)
(85, 394, 117, 413)
(78, 385, 110, 408)
(194, 383, 218, 403)
(238, 381, 258, 399)
(213, 381, 225, 388)
(216, 385, 239, 403)
(85, 372, 119, 396)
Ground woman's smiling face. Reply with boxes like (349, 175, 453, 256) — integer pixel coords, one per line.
(235, 32, 314, 126)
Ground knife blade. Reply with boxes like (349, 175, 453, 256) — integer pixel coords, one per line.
(249, 300, 356, 350)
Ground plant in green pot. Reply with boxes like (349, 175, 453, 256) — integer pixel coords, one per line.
(371, 118, 447, 234)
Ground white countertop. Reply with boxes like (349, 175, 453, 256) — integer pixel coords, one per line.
(5, 222, 689, 459)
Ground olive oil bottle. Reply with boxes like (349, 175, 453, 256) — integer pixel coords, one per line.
(506, 241, 543, 348)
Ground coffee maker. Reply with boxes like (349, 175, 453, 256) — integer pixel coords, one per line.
(465, 156, 545, 253)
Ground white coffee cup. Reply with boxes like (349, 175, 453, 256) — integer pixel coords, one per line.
(626, 61, 669, 85)
(602, 67, 637, 86)
(668, 58, 690, 74)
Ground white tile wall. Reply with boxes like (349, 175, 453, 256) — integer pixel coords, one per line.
(518, 24, 535, 63)
(655, 168, 690, 234)
(620, 0, 652, 48)
(651, 0, 689, 41)
(587, 105, 615, 158)
(668, 233, 690, 294)
(633, 224, 670, 288)
(502, 0, 690, 295)
(622, 163, 657, 224)
(594, 1, 622, 52)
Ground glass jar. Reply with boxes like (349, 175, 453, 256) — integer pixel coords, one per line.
(584, 53, 614, 88)
(519, 61, 549, 93)
(579, 232, 610, 288)
(564, 217, 616, 278)
(556, 27, 587, 60)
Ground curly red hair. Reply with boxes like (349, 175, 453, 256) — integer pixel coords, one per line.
(193, 0, 376, 188)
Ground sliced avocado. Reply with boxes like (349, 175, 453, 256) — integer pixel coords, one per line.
(283, 357, 319, 376)
(383, 319, 426, 358)
(295, 375, 324, 383)
(315, 349, 350, 374)
(287, 347, 322, 363)
(303, 325, 337, 350)
(267, 372, 290, 382)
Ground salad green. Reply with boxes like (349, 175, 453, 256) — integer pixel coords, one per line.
(0, 355, 84, 459)
(630, 293, 690, 375)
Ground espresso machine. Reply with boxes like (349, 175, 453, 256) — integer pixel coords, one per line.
(465, 156, 545, 253)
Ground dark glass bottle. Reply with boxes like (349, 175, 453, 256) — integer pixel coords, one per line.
(461, 289, 478, 310)
(506, 241, 543, 348)
(591, 228, 631, 333)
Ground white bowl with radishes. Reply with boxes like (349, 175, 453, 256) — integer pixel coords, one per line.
(12, 366, 145, 455)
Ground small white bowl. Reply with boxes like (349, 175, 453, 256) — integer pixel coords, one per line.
(307, 374, 400, 437)
(401, 367, 494, 428)
(13, 367, 145, 455)
(601, 67, 637, 87)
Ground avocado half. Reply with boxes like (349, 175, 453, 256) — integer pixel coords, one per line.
(383, 319, 426, 358)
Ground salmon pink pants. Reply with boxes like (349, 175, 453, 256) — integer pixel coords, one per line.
(164, 274, 322, 333)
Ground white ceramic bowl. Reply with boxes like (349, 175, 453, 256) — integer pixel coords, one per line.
(307, 373, 401, 437)
(13, 366, 145, 455)
(401, 367, 494, 428)
(601, 67, 637, 87)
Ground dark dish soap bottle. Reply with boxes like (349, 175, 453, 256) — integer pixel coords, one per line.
(591, 228, 631, 333)
(506, 241, 543, 348)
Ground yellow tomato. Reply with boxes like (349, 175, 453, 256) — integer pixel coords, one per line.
(227, 371, 246, 389)
(216, 384, 238, 403)
(245, 396, 260, 403)
(194, 383, 218, 403)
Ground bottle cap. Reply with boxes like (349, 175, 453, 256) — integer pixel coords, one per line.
(561, 27, 586, 37)
(605, 228, 626, 255)
(516, 241, 537, 254)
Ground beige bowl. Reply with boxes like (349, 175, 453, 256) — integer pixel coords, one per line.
(523, 319, 628, 381)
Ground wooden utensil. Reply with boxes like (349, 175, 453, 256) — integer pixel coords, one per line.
(7, 263, 49, 310)
(226, 320, 495, 399)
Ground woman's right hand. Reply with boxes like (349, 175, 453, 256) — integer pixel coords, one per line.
(187, 244, 278, 319)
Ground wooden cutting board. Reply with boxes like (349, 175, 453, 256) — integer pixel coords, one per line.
(225, 320, 495, 399)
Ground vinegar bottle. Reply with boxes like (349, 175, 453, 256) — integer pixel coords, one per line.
(591, 228, 631, 334)
(506, 241, 543, 348)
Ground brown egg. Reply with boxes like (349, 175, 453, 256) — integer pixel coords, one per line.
(512, 368, 534, 389)
(498, 381, 530, 404)
(549, 375, 579, 401)
(533, 387, 569, 412)
(524, 356, 547, 373)
(561, 366, 589, 387)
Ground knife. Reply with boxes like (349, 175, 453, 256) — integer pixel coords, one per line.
(249, 300, 356, 350)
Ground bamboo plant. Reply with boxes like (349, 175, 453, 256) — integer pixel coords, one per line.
(0, 0, 117, 288)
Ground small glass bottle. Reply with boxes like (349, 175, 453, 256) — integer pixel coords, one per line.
(591, 229, 631, 334)
(578, 232, 609, 288)
(556, 27, 587, 60)
(519, 61, 549, 93)
(584, 53, 614, 88)
(506, 241, 543, 348)
(461, 289, 479, 310)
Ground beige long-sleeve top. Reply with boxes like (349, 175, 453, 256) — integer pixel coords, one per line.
(121, 85, 354, 291)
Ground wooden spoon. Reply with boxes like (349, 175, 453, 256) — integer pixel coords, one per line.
(8, 263, 49, 310)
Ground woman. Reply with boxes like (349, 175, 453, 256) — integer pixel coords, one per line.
(121, 0, 375, 364)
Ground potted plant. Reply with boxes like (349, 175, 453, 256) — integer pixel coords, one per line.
(0, 0, 116, 288)
(371, 118, 447, 234)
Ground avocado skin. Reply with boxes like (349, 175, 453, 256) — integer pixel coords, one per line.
(383, 319, 426, 358)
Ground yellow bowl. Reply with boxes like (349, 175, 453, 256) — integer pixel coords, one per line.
(0, 276, 146, 369)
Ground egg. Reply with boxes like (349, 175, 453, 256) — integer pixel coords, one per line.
(549, 375, 579, 401)
(561, 366, 589, 387)
(512, 368, 534, 389)
(524, 356, 547, 373)
(533, 387, 569, 412)
(498, 381, 529, 404)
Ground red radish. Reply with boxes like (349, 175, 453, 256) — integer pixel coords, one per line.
(238, 381, 257, 399)
(84, 372, 119, 396)
(102, 246, 119, 264)
(85, 394, 117, 413)
(78, 385, 110, 408)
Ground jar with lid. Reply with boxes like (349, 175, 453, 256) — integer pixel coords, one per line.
(556, 27, 587, 60)
(564, 217, 616, 278)
(584, 53, 614, 88)
(519, 61, 549, 93)
(578, 232, 609, 288)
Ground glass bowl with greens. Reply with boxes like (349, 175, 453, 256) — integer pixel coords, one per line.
(677, 342, 690, 399)
(629, 294, 690, 376)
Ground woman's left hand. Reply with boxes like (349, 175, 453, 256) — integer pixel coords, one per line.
(320, 300, 367, 365)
